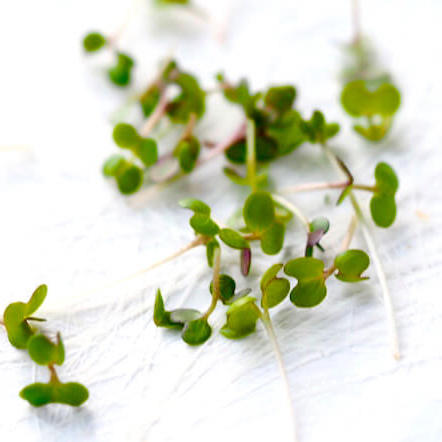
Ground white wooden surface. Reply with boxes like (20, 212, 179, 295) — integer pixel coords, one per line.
(1, 0, 442, 441)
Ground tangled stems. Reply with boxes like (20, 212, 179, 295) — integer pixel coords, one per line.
(321, 142, 400, 359)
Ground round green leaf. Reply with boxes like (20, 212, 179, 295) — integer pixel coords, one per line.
(181, 318, 212, 345)
(370, 194, 396, 228)
(284, 257, 324, 279)
(219, 228, 249, 250)
(83, 32, 106, 52)
(136, 138, 158, 167)
(341, 80, 370, 117)
(112, 123, 139, 149)
(210, 274, 236, 303)
(374, 83, 401, 116)
(260, 221, 285, 255)
(290, 280, 327, 308)
(243, 191, 275, 233)
(334, 249, 370, 282)
(176, 137, 200, 173)
(220, 296, 260, 339)
(27, 334, 57, 366)
(3, 302, 34, 349)
(190, 214, 219, 236)
(262, 278, 290, 308)
(116, 165, 143, 194)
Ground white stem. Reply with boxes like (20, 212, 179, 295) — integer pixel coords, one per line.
(322, 143, 400, 359)
(246, 118, 257, 191)
(341, 214, 358, 251)
(262, 312, 298, 442)
(272, 194, 310, 232)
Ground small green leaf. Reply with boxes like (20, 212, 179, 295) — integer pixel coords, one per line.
(370, 194, 396, 228)
(190, 214, 219, 236)
(116, 165, 143, 195)
(334, 249, 370, 282)
(260, 221, 285, 255)
(176, 136, 200, 173)
(112, 123, 140, 149)
(83, 32, 106, 52)
(181, 318, 212, 345)
(220, 296, 260, 339)
(27, 333, 64, 366)
(219, 228, 249, 250)
(26, 285, 47, 315)
(19, 383, 53, 407)
(3, 303, 34, 349)
(108, 52, 134, 87)
(103, 155, 125, 177)
(243, 191, 275, 233)
(206, 238, 219, 267)
(139, 85, 160, 117)
(284, 257, 327, 308)
(264, 85, 296, 113)
(210, 274, 236, 303)
(179, 198, 210, 215)
(153, 289, 182, 329)
(135, 138, 158, 167)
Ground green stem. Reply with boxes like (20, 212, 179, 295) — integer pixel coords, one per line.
(246, 118, 257, 192)
(48, 364, 60, 384)
(203, 247, 221, 320)
(261, 308, 298, 442)
(321, 142, 400, 359)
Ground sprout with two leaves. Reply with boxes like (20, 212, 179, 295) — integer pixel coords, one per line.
(2, 285, 89, 407)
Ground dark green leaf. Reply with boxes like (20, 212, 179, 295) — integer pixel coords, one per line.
(181, 318, 212, 345)
(116, 164, 143, 194)
(210, 274, 236, 303)
(264, 86, 296, 113)
(176, 136, 200, 173)
(20, 382, 89, 407)
(370, 194, 396, 228)
(83, 32, 106, 52)
(375, 162, 399, 196)
(139, 85, 160, 117)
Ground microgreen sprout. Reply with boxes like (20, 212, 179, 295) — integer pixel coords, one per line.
(2, 285, 88, 407)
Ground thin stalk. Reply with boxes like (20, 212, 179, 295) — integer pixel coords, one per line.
(202, 247, 221, 319)
(279, 181, 375, 195)
(81, 236, 205, 296)
(246, 118, 257, 191)
(48, 364, 60, 384)
(139, 89, 169, 137)
(261, 309, 298, 442)
(180, 113, 197, 141)
(272, 194, 310, 232)
(341, 215, 358, 251)
(321, 142, 400, 359)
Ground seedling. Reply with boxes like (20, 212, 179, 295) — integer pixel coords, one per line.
(2, 285, 88, 407)
(82, 31, 134, 87)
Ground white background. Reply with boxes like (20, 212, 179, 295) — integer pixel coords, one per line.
(1, 0, 442, 441)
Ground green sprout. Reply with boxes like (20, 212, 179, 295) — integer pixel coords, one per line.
(83, 32, 107, 52)
(341, 80, 400, 141)
(2, 285, 88, 407)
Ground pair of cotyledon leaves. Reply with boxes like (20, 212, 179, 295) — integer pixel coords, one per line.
(83, 32, 134, 87)
(3, 285, 89, 407)
(341, 80, 401, 141)
(221, 250, 369, 339)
